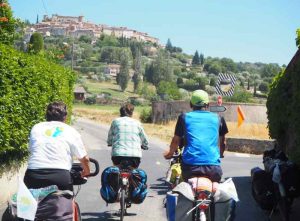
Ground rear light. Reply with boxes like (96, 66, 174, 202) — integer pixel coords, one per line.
(120, 172, 131, 179)
(199, 204, 209, 210)
(197, 192, 208, 200)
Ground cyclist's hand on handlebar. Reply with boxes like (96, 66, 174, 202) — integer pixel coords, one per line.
(164, 150, 173, 160)
(81, 170, 90, 178)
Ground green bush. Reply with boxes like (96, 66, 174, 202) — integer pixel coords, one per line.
(267, 49, 300, 165)
(139, 108, 152, 123)
(0, 44, 75, 162)
(84, 96, 96, 105)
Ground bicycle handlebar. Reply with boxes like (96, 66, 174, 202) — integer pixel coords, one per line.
(87, 158, 100, 177)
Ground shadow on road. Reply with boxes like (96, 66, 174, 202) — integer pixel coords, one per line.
(149, 177, 169, 195)
(81, 211, 137, 221)
(229, 176, 269, 221)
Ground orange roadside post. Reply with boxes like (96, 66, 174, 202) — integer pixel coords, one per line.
(237, 105, 245, 127)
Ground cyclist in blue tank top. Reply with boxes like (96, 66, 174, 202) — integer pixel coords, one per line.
(164, 90, 228, 182)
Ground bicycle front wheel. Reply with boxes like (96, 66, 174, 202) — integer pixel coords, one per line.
(120, 189, 126, 221)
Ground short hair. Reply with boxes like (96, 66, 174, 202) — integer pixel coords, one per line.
(46, 101, 67, 121)
(120, 103, 134, 117)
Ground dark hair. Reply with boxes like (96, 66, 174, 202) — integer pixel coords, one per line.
(46, 101, 67, 121)
(120, 103, 134, 117)
(190, 101, 208, 111)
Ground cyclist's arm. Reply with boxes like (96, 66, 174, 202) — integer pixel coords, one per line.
(164, 135, 180, 159)
(107, 121, 114, 146)
(139, 125, 149, 150)
(79, 155, 90, 177)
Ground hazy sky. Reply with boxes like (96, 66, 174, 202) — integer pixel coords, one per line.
(9, 0, 300, 65)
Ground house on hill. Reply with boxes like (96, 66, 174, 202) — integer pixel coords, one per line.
(104, 64, 121, 78)
(74, 86, 87, 101)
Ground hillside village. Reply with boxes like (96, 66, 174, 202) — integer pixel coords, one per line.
(24, 14, 160, 45)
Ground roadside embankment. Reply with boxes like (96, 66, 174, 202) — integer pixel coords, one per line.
(227, 137, 275, 154)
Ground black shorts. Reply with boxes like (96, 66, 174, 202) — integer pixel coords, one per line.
(111, 156, 141, 168)
(24, 169, 73, 191)
(181, 163, 223, 182)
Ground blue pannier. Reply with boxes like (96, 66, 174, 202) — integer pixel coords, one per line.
(100, 166, 120, 203)
(130, 168, 148, 204)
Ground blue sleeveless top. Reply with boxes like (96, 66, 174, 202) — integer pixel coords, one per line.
(182, 111, 220, 166)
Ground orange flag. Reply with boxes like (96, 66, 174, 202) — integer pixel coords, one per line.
(237, 105, 245, 127)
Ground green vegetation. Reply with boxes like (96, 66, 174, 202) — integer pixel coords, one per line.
(297, 29, 300, 48)
(267, 49, 300, 165)
(0, 44, 75, 163)
(0, 0, 16, 45)
(28, 32, 44, 54)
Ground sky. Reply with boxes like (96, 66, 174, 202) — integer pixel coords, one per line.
(8, 0, 300, 65)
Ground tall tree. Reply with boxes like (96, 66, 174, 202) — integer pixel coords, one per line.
(118, 50, 130, 91)
(132, 48, 142, 93)
(0, 0, 16, 45)
(166, 38, 173, 52)
(192, 50, 200, 65)
(199, 53, 205, 65)
(28, 32, 44, 54)
(296, 28, 300, 48)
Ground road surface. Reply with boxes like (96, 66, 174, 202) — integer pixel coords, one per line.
(73, 118, 270, 221)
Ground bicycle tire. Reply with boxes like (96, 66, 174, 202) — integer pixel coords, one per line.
(74, 201, 82, 221)
(120, 189, 126, 221)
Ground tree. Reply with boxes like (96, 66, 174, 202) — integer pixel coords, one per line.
(260, 64, 281, 78)
(199, 53, 205, 65)
(79, 35, 92, 44)
(166, 38, 173, 52)
(192, 50, 200, 65)
(258, 82, 269, 93)
(118, 50, 130, 91)
(157, 81, 181, 100)
(28, 32, 44, 54)
(0, 0, 16, 45)
(296, 28, 300, 48)
(145, 50, 173, 86)
(132, 48, 142, 93)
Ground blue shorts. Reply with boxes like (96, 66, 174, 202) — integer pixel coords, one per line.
(181, 163, 223, 182)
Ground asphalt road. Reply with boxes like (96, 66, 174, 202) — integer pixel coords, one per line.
(72, 118, 270, 221)
(2, 117, 298, 221)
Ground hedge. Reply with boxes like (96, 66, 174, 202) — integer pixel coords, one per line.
(267, 49, 300, 165)
(0, 44, 76, 163)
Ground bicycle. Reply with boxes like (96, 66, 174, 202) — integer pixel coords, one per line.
(2, 158, 99, 221)
(165, 150, 182, 189)
(117, 160, 134, 221)
(187, 177, 215, 221)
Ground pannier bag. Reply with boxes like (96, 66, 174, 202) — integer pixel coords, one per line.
(100, 166, 120, 203)
(166, 182, 236, 221)
(280, 162, 300, 198)
(100, 166, 148, 204)
(263, 149, 300, 198)
(251, 167, 275, 210)
(129, 168, 148, 204)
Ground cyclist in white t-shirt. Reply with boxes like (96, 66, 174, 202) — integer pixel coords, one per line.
(24, 101, 90, 191)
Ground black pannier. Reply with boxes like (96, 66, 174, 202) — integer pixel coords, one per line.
(251, 167, 276, 210)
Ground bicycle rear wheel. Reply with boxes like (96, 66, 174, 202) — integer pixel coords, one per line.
(74, 201, 82, 221)
(120, 189, 126, 221)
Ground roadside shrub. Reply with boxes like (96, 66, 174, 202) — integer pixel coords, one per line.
(0, 44, 75, 162)
(267, 49, 300, 165)
(140, 108, 152, 123)
(84, 96, 96, 105)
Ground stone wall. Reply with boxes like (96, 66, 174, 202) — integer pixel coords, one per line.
(227, 137, 275, 154)
(152, 101, 268, 124)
